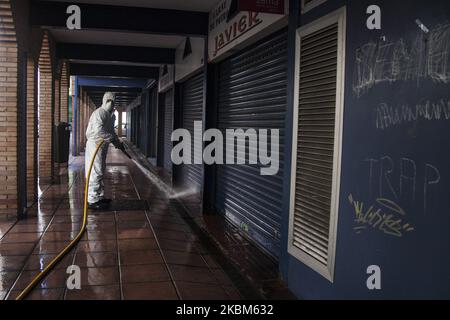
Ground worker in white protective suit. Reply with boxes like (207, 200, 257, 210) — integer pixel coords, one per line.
(85, 92, 124, 210)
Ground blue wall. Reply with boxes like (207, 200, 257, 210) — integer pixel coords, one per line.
(281, 0, 450, 299)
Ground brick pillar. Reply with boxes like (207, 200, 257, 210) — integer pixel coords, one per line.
(80, 89, 86, 153)
(60, 62, 69, 123)
(71, 77, 77, 156)
(26, 56, 37, 205)
(83, 92, 89, 150)
(79, 88, 83, 154)
(0, 0, 19, 219)
(81, 91, 85, 152)
(38, 32, 54, 182)
(77, 87, 82, 154)
(54, 77, 60, 125)
(118, 110, 122, 137)
(53, 77, 60, 174)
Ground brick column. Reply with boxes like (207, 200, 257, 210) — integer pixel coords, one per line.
(0, 0, 19, 219)
(60, 62, 69, 123)
(53, 77, 60, 174)
(26, 56, 37, 205)
(54, 77, 60, 125)
(38, 32, 54, 182)
(80, 89, 87, 153)
(118, 110, 123, 137)
(77, 87, 83, 154)
(81, 91, 86, 152)
(71, 77, 77, 156)
(53, 79, 61, 126)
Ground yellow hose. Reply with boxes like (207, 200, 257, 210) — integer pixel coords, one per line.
(16, 140, 105, 300)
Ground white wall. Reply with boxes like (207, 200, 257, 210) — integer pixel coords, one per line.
(175, 37, 205, 82)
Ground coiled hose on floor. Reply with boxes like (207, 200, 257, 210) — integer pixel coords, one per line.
(16, 140, 105, 300)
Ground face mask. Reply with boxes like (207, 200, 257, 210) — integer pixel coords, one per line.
(105, 100, 114, 112)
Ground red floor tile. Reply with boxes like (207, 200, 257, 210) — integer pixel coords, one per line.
(33, 241, 70, 254)
(83, 230, 117, 241)
(41, 231, 77, 242)
(46, 223, 81, 232)
(163, 251, 208, 268)
(176, 281, 230, 300)
(157, 238, 199, 253)
(24, 254, 74, 271)
(153, 229, 196, 242)
(0, 270, 19, 292)
(65, 284, 121, 300)
(118, 238, 159, 252)
(210, 268, 234, 285)
(117, 211, 147, 222)
(169, 265, 218, 285)
(8, 224, 46, 233)
(119, 250, 164, 265)
(122, 281, 178, 300)
(202, 255, 221, 269)
(77, 240, 117, 253)
(8, 288, 65, 300)
(223, 285, 243, 300)
(121, 264, 170, 283)
(80, 267, 120, 286)
(0, 150, 249, 300)
(117, 228, 154, 239)
(116, 220, 151, 230)
(0, 255, 28, 272)
(1, 232, 42, 243)
(74, 252, 118, 268)
(12, 269, 67, 290)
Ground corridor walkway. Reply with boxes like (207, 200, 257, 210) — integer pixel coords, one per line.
(0, 148, 243, 300)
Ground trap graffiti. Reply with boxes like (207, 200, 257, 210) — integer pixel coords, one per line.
(348, 194, 414, 237)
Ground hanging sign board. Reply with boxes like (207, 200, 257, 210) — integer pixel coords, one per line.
(158, 65, 175, 93)
(208, 0, 287, 62)
(238, 0, 285, 14)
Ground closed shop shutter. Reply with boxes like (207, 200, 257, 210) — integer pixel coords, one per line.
(179, 71, 204, 192)
(137, 105, 142, 149)
(215, 31, 288, 259)
(164, 89, 174, 173)
(149, 88, 158, 158)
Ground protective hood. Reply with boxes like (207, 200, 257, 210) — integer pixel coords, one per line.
(102, 92, 116, 107)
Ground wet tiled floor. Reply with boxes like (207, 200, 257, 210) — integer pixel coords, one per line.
(0, 147, 243, 300)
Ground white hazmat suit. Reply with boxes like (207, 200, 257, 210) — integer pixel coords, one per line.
(85, 92, 120, 205)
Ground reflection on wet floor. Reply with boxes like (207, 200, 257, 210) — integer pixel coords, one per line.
(0, 148, 242, 300)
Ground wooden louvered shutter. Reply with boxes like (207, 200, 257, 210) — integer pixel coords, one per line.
(289, 9, 345, 281)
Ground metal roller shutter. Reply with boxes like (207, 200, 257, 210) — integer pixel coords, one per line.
(164, 89, 174, 173)
(180, 71, 204, 192)
(137, 105, 142, 149)
(215, 31, 288, 259)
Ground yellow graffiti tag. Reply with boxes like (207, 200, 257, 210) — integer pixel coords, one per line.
(348, 194, 414, 237)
